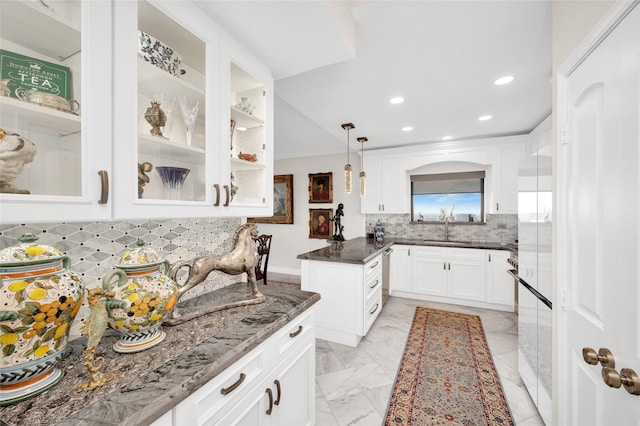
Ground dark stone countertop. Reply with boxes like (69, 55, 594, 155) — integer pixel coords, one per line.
(296, 237, 515, 265)
(0, 283, 320, 426)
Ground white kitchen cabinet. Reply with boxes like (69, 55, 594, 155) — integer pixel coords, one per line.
(164, 308, 315, 426)
(389, 245, 412, 292)
(300, 254, 383, 347)
(485, 249, 514, 310)
(494, 144, 524, 214)
(389, 245, 512, 312)
(1, 0, 274, 224)
(412, 246, 485, 301)
(112, 0, 274, 220)
(361, 155, 407, 214)
(0, 0, 113, 222)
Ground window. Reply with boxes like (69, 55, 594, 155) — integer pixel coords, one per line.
(411, 171, 485, 223)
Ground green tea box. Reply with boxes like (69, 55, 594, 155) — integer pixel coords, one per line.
(0, 49, 72, 100)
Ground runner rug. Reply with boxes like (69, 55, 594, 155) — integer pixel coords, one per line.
(385, 307, 514, 426)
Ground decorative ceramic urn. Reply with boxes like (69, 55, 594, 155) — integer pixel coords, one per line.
(0, 234, 85, 406)
(102, 240, 178, 353)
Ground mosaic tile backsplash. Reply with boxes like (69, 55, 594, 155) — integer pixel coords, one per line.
(0, 217, 242, 339)
(364, 213, 518, 245)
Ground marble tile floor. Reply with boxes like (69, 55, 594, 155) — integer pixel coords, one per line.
(268, 272, 545, 426)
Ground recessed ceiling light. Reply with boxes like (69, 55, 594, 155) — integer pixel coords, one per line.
(390, 97, 404, 104)
(236, 126, 247, 131)
(442, 136, 453, 141)
(402, 126, 413, 132)
(494, 76, 514, 86)
(478, 115, 492, 121)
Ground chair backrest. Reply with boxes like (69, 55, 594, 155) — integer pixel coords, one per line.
(253, 234, 272, 284)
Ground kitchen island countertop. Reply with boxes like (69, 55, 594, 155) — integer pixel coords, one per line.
(0, 283, 320, 426)
(297, 237, 515, 265)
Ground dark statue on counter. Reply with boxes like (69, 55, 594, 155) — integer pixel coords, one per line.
(166, 223, 265, 324)
(330, 203, 345, 241)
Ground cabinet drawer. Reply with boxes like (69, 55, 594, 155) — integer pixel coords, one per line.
(365, 270, 382, 302)
(276, 309, 315, 356)
(364, 255, 382, 281)
(364, 292, 382, 334)
(173, 344, 267, 424)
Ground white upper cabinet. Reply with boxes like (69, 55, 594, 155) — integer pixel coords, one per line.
(112, 0, 273, 220)
(0, 0, 273, 224)
(0, 0, 112, 223)
(361, 155, 407, 214)
(220, 40, 274, 217)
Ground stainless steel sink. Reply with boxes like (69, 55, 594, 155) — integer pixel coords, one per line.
(422, 240, 472, 247)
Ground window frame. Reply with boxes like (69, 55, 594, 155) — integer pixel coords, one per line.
(410, 171, 486, 224)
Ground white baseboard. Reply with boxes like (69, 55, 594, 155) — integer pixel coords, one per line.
(269, 266, 301, 275)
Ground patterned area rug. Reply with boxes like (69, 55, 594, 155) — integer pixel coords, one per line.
(385, 307, 514, 426)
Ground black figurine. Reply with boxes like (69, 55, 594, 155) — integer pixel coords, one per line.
(331, 203, 345, 241)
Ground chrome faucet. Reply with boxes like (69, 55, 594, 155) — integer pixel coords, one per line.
(438, 206, 455, 241)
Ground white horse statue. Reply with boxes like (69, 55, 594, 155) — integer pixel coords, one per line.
(167, 223, 265, 323)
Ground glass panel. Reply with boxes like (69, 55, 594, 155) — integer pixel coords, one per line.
(0, 0, 82, 197)
(229, 62, 265, 206)
(136, 1, 206, 202)
(412, 193, 482, 222)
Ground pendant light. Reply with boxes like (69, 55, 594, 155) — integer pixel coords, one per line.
(357, 137, 367, 196)
(341, 123, 355, 194)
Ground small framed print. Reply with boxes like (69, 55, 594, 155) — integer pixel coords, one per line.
(308, 172, 333, 203)
(247, 174, 294, 224)
(309, 208, 333, 239)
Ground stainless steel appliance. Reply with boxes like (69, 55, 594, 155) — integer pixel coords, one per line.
(516, 122, 552, 425)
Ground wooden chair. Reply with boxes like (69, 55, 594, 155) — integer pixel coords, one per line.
(253, 234, 272, 285)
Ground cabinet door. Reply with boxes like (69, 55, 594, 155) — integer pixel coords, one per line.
(412, 252, 448, 296)
(447, 249, 485, 301)
(215, 382, 271, 426)
(485, 250, 514, 308)
(219, 42, 274, 217)
(0, 0, 112, 223)
(272, 340, 315, 426)
(381, 156, 408, 213)
(113, 0, 221, 220)
(389, 245, 412, 292)
(496, 144, 523, 214)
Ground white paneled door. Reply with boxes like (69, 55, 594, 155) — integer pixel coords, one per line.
(558, 3, 640, 425)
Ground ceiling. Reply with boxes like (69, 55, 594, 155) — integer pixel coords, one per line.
(194, 1, 552, 159)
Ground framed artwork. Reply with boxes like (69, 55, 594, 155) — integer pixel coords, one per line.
(309, 208, 333, 239)
(247, 174, 294, 224)
(308, 172, 333, 203)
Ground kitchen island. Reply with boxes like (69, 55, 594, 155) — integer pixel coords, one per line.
(0, 283, 320, 426)
(297, 237, 514, 347)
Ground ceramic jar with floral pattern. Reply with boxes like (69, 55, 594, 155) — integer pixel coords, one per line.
(0, 233, 85, 406)
(102, 239, 178, 353)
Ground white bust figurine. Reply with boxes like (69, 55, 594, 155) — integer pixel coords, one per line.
(0, 128, 37, 194)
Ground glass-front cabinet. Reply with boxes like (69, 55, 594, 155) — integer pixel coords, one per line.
(1, 0, 273, 224)
(223, 47, 273, 215)
(0, 0, 112, 223)
(113, 0, 273, 220)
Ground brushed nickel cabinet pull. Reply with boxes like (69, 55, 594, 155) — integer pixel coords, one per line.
(289, 325, 303, 338)
(274, 379, 281, 405)
(223, 184, 230, 206)
(213, 184, 220, 206)
(489, 253, 492, 262)
(220, 372, 246, 395)
(98, 170, 109, 204)
(265, 388, 274, 415)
